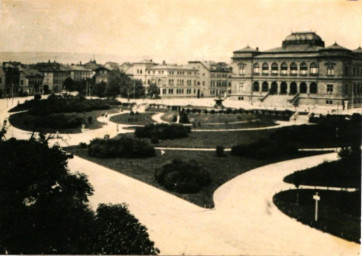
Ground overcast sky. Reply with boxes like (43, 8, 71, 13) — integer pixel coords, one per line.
(0, 0, 361, 63)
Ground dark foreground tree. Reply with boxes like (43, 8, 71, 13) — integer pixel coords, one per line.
(92, 204, 159, 255)
(0, 138, 159, 254)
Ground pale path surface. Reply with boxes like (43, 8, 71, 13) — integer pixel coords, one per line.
(1, 98, 360, 255)
(68, 153, 360, 255)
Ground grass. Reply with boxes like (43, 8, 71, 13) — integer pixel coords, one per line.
(110, 112, 155, 125)
(67, 146, 326, 208)
(9, 108, 120, 134)
(152, 130, 272, 148)
(273, 189, 360, 243)
(283, 155, 361, 188)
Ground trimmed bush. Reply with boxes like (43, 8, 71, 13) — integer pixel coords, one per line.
(135, 123, 191, 140)
(179, 111, 189, 124)
(88, 136, 155, 158)
(231, 138, 298, 159)
(155, 159, 211, 193)
(216, 145, 225, 157)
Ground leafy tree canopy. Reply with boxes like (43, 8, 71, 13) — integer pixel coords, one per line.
(0, 138, 159, 254)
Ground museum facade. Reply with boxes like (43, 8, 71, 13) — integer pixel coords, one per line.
(230, 32, 362, 108)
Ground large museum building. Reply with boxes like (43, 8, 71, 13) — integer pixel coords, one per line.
(230, 32, 362, 108)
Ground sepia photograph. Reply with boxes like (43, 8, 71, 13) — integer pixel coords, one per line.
(0, 0, 361, 255)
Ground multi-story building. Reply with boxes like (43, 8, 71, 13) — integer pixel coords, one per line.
(188, 61, 232, 97)
(146, 64, 200, 98)
(68, 65, 93, 81)
(35, 62, 70, 93)
(230, 32, 362, 108)
(3, 62, 21, 97)
(18, 67, 43, 95)
(126, 59, 158, 92)
(0, 66, 6, 98)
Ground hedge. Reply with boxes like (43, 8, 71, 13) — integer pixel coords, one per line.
(135, 124, 191, 140)
(88, 136, 155, 158)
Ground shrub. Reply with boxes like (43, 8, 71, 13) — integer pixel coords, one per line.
(231, 138, 298, 159)
(87, 116, 93, 124)
(150, 136, 159, 144)
(216, 145, 225, 157)
(210, 109, 215, 114)
(155, 159, 211, 193)
(88, 136, 155, 158)
(179, 111, 189, 124)
(171, 115, 177, 122)
(79, 142, 88, 148)
(34, 94, 41, 100)
(135, 124, 191, 140)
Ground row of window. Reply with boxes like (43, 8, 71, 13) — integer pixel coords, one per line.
(251, 81, 320, 94)
(247, 62, 323, 76)
(162, 88, 197, 95)
(352, 83, 362, 95)
(147, 70, 197, 76)
(210, 73, 228, 78)
(210, 80, 228, 87)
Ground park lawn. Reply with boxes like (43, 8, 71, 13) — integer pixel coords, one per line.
(273, 189, 360, 243)
(191, 119, 277, 130)
(283, 156, 361, 188)
(110, 112, 155, 125)
(67, 146, 326, 208)
(149, 130, 273, 148)
(9, 108, 119, 134)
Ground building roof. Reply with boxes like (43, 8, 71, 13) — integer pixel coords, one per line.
(354, 46, 362, 53)
(282, 32, 325, 48)
(19, 67, 43, 77)
(68, 65, 91, 71)
(83, 60, 103, 70)
(234, 45, 258, 53)
(188, 61, 231, 72)
(324, 42, 350, 51)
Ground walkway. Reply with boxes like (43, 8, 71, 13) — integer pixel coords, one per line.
(67, 153, 359, 255)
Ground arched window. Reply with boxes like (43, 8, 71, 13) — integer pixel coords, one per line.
(270, 82, 278, 94)
(280, 82, 287, 94)
(290, 82, 297, 94)
(310, 62, 318, 75)
(271, 63, 278, 75)
(300, 62, 308, 75)
(253, 63, 260, 75)
(262, 63, 269, 75)
(253, 81, 260, 92)
(290, 62, 298, 75)
(300, 82, 307, 93)
(262, 81, 269, 92)
(281, 62, 288, 75)
(238, 63, 246, 75)
(310, 82, 317, 94)
(327, 65, 335, 76)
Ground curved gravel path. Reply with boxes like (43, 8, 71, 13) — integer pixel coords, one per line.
(67, 153, 359, 255)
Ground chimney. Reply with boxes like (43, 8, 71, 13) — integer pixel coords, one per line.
(256, 47, 259, 51)
(162, 60, 166, 65)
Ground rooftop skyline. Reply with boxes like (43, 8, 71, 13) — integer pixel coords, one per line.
(0, 0, 361, 64)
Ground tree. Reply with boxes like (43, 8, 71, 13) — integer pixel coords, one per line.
(0, 138, 159, 254)
(63, 77, 75, 91)
(148, 83, 160, 98)
(93, 82, 106, 97)
(0, 138, 94, 254)
(92, 204, 159, 255)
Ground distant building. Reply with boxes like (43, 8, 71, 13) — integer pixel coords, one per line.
(93, 66, 111, 84)
(104, 61, 120, 70)
(34, 62, 70, 93)
(230, 32, 362, 108)
(68, 65, 93, 81)
(188, 61, 232, 97)
(128, 59, 158, 91)
(18, 67, 43, 95)
(146, 64, 200, 98)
